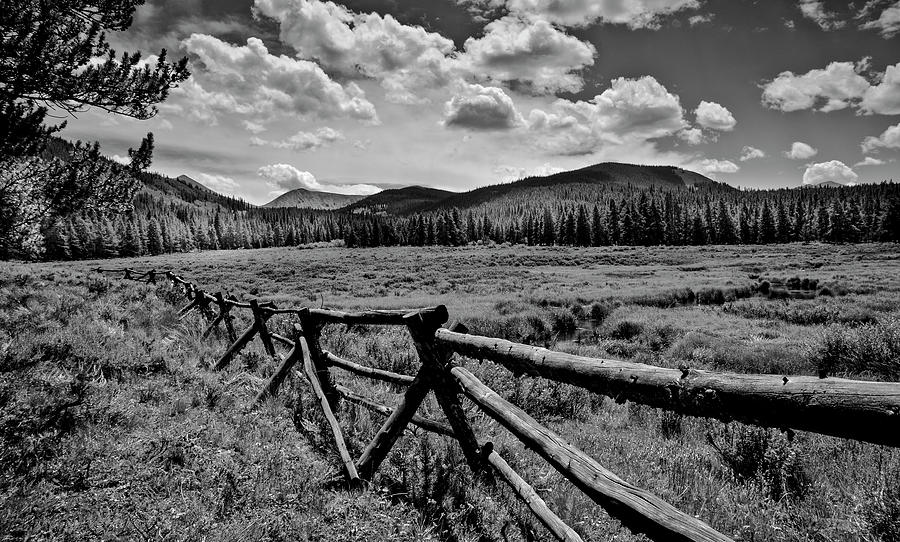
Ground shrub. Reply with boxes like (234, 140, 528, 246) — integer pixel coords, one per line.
(589, 301, 614, 322)
(568, 303, 588, 321)
(863, 470, 900, 542)
(815, 317, 900, 379)
(758, 281, 771, 295)
(768, 288, 791, 300)
(609, 319, 644, 341)
(707, 423, 807, 501)
(696, 287, 726, 305)
(548, 307, 576, 335)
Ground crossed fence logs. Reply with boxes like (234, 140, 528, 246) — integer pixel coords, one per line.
(95, 266, 900, 542)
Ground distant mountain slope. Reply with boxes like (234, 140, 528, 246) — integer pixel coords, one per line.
(263, 188, 364, 210)
(345, 185, 455, 215)
(432, 162, 729, 212)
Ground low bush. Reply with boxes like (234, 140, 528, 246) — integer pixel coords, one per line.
(815, 317, 900, 379)
(589, 301, 614, 322)
(625, 287, 695, 308)
(707, 423, 807, 502)
(609, 319, 644, 340)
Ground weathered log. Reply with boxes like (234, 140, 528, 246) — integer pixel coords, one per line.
(406, 308, 486, 477)
(255, 343, 304, 404)
(335, 384, 454, 437)
(178, 298, 201, 319)
(324, 351, 415, 386)
(307, 308, 435, 326)
(300, 337, 360, 484)
(451, 366, 732, 542)
(213, 322, 258, 371)
(435, 329, 900, 448)
(482, 443, 584, 542)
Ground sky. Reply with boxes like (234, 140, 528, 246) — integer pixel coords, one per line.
(58, 0, 900, 204)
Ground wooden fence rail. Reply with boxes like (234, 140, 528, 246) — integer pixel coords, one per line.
(93, 266, 900, 542)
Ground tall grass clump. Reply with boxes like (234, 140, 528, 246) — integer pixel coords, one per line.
(707, 423, 807, 502)
(815, 316, 900, 379)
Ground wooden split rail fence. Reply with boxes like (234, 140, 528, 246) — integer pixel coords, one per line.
(96, 266, 900, 542)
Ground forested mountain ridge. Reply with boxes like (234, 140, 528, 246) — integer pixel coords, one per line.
(36, 152, 900, 260)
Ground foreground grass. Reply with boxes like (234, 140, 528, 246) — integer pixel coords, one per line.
(8, 242, 900, 541)
(0, 267, 434, 541)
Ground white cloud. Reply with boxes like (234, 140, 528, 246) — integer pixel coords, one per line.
(243, 120, 267, 134)
(442, 83, 526, 130)
(177, 34, 378, 124)
(689, 13, 714, 26)
(854, 156, 886, 167)
(860, 2, 900, 38)
(484, 0, 702, 29)
(250, 127, 344, 151)
(802, 160, 858, 185)
(798, 0, 845, 30)
(254, 0, 457, 103)
(861, 122, 900, 153)
(761, 60, 870, 112)
(257, 164, 382, 195)
(678, 127, 705, 145)
(691, 158, 740, 174)
(740, 146, 766, 161)
(785, 141, 819, 159)
(525, 75, 687, 155)
(461, 15, 596, 94)
(694, 101, 736, 131)
(860, 62, 900, 115)
(197, 173, 242, 196)
(111, 154, 132, 166)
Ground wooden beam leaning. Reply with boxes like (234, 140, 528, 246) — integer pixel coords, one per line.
(407, 313, 487, 477)
(335, 383, 454, 437)
(299, 336, 360, 485)
(213, 319, 260, 371)
(298, 309, 339, 410)
(324, 351, 415, 386)
(202, 293, 232, 339)
(451, 366, 732, 542)
(255, 328, 304, 404)
(252, 300, 278, 358)
(435, 330, 900, 448)
(482, 443, 584, 542)
(355, 362, 436, 479)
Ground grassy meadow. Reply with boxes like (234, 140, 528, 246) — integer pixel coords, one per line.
(3, 242, 900, 541)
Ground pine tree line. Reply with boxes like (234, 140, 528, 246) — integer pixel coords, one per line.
(40, 182, 900, 260)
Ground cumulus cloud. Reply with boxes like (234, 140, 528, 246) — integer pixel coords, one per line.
(177, 34, 378, 124)
(257, 164, 381, 195)
(740, 146, 766, 161)
(443, 83, 526, 130)
(860, 1, 900, 38)
(798, 0, 845, 30)
(525, 75, 687, 154)
(691, 158, 740, 174)
(464, 0, 702, 29)
(197, 173, 242, 196)
(861, 122, 900, 153)
(854, 156, 886, 167)
(461, 15, 596, 94)
(694, 101, 736, 131)
(243, 120, 267, 134)
(785, 141, 819, 159)
(254, 0, 457, 103)
(250, 127, 344, 151)
(111, 154, 132, 166)
(860, 62, 900, 115)
(678, 127, 705, 145)
(802, 160, 858, 185)
(761, 60, 870, 112)
(494, 163, 565, 182)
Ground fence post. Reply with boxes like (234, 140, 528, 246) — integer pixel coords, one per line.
(203, 292, 232, 339)
(253, 300, 277, 358)
(406, 313, 487, 477)
(298, 308, 338, 410)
